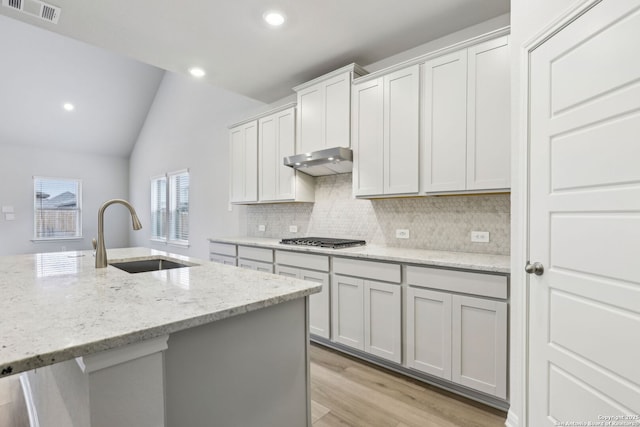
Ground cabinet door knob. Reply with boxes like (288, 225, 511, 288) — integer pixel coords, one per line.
(525, 262, 544, 276)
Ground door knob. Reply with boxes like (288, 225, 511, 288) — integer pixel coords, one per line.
(525, 262, 544, 276)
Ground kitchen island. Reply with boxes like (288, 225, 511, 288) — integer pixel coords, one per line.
(0, 247, 320, 426)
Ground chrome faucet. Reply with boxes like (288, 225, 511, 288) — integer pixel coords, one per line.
(95, 199, 142, 268)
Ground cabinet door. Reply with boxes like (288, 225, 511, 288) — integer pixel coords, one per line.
(259, 115, 278, 201)
(229, 121, 258, 202)
(275, 108, 296, 200)
(352, 77, 384, 196)
(452, 295, 507, 399)
(364, 280, 401, 363)
(259, 108, 296, 202)
(297, 85, 323, 154)
(384, 65, 420, 195)
(331, 275, 364, 350)
(421, 50, 468, 193)
(300, 270, 330, 339)
(406, 287, 452, 379)
(276, 266, 330, 339)
(466, 36, 510, 190)
(324, 72, 352, 150)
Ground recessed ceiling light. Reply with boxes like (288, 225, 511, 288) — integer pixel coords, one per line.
(263, 11, 285, 26)
(63, 103, 74, 111)
(189, 67, 206, 78)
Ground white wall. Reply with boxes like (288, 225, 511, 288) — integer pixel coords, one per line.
(0, 144, 130, 256)
(509, 1, 579, 426)
(128, 72, 265, 259)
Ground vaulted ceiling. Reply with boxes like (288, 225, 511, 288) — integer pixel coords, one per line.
(0, 0, 510, 157)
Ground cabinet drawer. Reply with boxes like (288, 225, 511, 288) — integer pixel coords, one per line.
(209, 254, 237, 266)
(275, 251, 329, 272)
(406, 266, 507, 299)
(333, 257, 401, 283)
(209, 242, 237, 257)
(237, 245, 273, 263)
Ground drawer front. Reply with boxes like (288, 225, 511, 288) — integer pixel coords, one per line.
(275, 250, 329, 272)
(209, 242, 237, 257)
(237, 245, 274, 263)
(209, 254, 237, 266)
(333, 257, 401, 283)
(406, 266, 507, 299)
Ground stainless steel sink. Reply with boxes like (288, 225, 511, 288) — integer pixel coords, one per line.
(110, 257, 194, 274)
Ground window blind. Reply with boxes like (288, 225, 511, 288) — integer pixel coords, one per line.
(34, 177, 82, 239)
(150, 176, 167, 241)
(169, 171, 189, 244)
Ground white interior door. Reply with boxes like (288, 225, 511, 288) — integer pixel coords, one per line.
(528, 1, 640, 425)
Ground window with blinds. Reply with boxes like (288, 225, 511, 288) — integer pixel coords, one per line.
(150, 170, 189, 246)
(33, 177, 82, 239)
(150, 176, 167, 241)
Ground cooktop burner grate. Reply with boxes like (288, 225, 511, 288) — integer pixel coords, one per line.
(279, 237, 366, 249)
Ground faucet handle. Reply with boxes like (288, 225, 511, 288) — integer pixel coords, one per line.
(92, 238, 97, 250)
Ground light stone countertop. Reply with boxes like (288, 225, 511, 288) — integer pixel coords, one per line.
(209, 237, 511, 274)
(0, 247, 320, 378)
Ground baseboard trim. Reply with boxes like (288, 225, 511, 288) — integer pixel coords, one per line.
(505, 409, 519, 427)
(19, 373, 40, 427)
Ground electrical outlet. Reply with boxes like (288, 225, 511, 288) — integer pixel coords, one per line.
(289, 225, 298, 233)
(395, 229, 410, 239)
(471, 231, 490, 243)
(258, 224, 266, 232)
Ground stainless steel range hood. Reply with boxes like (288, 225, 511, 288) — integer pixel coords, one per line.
(283, 147, 353, 177)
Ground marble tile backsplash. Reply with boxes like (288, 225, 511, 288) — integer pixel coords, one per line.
(246, 174, 510, 255)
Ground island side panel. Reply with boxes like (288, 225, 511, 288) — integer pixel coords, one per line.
(164, 297, 310, 427)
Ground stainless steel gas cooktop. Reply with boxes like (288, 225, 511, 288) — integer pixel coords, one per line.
(279, 237, 366, 249)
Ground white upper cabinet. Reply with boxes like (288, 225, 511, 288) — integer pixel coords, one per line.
(230, 104, 314, 205)
(294, 64, 366, 154)
(229, 121, 258, 203)
(352, 78, 384, 195)
(421, 50, 468, 192)
(259, 107, 314, 202)
(353, 64, 420, 197)
(466, 36, 511, 190)
(421, 35, 510, 194)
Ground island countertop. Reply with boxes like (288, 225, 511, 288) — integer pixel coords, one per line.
(0, 247, 320, 378)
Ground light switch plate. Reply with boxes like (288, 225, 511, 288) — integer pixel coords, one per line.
(471, 231, 490, 243)
(5, 213, 16, 221)
(258, 224, 266, 232)
(2, 206, 14, 213)
(395, 229, 410, 239)
(289, 225, 298, 233)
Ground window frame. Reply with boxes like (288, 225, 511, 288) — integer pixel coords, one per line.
(150, 169, 190, 247)
(32, 176, 83, 241)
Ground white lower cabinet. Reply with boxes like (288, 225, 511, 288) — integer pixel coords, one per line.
(451, 295, 507, 399)
(364, 280, 402, 363)
(331, 275, 365, 350)
(331, 274, 401, 363)
(276, 265, 330, 339)
(406, 287, 452, 379)
(209, 242, 238, 266)
(237, 246, 274, 273)
(406, 286, 507, 399)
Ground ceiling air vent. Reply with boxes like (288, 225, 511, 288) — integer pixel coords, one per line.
(2, 0, 61, 24)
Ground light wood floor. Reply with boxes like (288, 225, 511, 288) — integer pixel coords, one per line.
(310, 343, 507, 427)
(0, 344, 507, 427)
